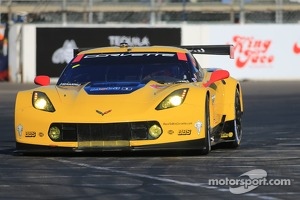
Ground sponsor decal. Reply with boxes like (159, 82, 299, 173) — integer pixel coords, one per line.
(194, 120, 202, 135)
(72, 64, 80, 69)
(177, 52, 187, 61)
(121, 87, 133, 91)
(192, 74, 198, 82)
(150, 84, 168, 89)
(108, 35, 150, 46)
(220, 132, 233, 138)
(211, 95, 216, 104)
(84, 53, 175, 58)
(163, 122, 193, 126)
(72, 54, 84, 63)
(178, 129, 192, 135)
(90, 87, 121, 91)
(17, 124, 23, 137)
(59, 83, 81, 86)
(25, 131, 36, 137)
(231, 35, 274, 68)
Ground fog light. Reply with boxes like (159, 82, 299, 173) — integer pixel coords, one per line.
(149, 125, 162, 139)
(48, 126, 61, 141)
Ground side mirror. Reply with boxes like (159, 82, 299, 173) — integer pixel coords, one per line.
(34, 75, 50, 86)
(203, 70, 230, 87)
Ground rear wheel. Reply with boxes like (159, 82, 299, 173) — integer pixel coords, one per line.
(201, 96, 211, 155)
(228, 89, 243, 148)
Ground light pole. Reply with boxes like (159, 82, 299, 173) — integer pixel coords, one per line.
(239, 0, 245, 24)
(182, 0, 187, 22)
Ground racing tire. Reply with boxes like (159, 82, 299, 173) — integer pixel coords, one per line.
(227, 89, 243, 148)
(200, 95, 211, 155)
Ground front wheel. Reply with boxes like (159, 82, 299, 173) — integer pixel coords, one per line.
(227, 89, 243, 148)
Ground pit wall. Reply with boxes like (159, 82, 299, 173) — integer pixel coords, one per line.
(8, 24, 300, 83)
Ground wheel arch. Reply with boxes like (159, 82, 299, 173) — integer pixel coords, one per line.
(222, 78, 243, 121)
(204, 89, 215, 135)
(236, 83, 244, 114)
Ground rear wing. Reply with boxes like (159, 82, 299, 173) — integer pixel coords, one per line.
(179, 45, 234, 59)
(73, 44, 234, 59)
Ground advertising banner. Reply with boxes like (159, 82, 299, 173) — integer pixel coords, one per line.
(36, 27, 181, 78)
(9, 24, 300, 82)
(202, 25, 300, 80)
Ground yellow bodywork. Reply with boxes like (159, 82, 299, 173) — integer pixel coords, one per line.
(14, 45, 243, 151)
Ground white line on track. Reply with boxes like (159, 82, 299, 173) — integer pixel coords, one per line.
(275, 138, 300, 140)
(277, 143, 300, 146)
(188, 156, 300, 160)
(48, 158, 283, 200)
(216, 165, 256, 168)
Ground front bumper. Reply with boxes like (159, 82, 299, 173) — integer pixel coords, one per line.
(15, 138, 206, 154)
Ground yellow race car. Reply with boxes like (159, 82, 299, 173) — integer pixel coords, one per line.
(14, 43, 243, 155)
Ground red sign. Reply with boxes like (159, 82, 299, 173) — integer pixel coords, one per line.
(232, 35, 274, 68)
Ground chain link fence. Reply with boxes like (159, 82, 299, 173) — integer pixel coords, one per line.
(0, 0, 300, 24)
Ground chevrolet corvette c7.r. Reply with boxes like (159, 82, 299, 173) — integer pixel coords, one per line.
(14, 43, 243, 155)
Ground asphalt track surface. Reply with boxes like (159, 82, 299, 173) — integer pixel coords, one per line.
(0, 81, 299, 200)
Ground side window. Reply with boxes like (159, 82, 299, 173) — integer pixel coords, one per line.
(187, 54, 204, 81)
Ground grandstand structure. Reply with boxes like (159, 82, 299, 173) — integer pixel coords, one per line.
(0, 0, 300, 24)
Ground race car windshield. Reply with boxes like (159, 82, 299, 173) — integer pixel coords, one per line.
(57, 52, 192, 86)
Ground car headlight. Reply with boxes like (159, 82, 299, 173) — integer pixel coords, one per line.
(156, 88, 188, 110)
(32, 91, 55, 112)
